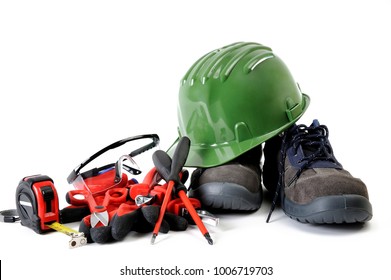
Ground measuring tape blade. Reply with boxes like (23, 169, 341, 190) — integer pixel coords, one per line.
(46, 222, 87, 248)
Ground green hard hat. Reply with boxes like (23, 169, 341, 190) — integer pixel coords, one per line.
(168, 42, 310, 167)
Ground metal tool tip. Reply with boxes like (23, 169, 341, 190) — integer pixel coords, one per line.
(204, 233, 213, 245)
(151, 234, 157, 245)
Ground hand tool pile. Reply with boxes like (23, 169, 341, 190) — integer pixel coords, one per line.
(3, 134, 218, 248)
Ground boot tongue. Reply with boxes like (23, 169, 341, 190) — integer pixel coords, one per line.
(303, 144, 318, 157)
(302, 119, 322, 157)
(310, 119, 320, 128)
(293, 120, 341, 168)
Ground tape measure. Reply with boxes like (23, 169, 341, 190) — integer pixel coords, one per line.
(15, 174, 87, 248)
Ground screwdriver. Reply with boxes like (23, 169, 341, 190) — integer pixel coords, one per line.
(150, 137, 188, 244)
(151, 137, 213, 245)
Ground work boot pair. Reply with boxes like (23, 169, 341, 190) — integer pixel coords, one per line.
(189, 120, 373, 224)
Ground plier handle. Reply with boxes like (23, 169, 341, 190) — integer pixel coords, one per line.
(67, 188, 128, 227)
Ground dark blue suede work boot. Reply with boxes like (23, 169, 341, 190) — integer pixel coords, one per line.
(263, 120, 373, 224)
(189, 146, 262, 211)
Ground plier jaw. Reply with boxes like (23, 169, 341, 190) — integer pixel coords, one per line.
(91, 210, 109, 227)
(181, 208, 219, 227)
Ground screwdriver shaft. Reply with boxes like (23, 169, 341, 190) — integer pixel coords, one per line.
(178, 190, 213, 245)
(151, 181, 174, 243)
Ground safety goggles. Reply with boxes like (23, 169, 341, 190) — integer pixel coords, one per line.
(67, 134, 160, 195)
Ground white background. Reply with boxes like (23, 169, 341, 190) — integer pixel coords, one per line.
(0, 1, 390, 279)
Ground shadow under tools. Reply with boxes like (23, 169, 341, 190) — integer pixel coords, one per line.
(207, 208, 262, 232)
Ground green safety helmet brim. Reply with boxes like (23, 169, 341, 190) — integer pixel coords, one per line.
(168, 42, 310, 168)
(168, 94, 309, 167)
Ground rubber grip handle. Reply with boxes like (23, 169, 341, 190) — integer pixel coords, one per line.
(102, 188, 128, 206)
(152, 150, 172, 181)
(169, 136, 190, 182)
(175, 182, 187, 194)
(66, 190, 91, 206)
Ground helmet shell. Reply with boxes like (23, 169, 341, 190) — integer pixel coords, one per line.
(169, 42, 310, 167)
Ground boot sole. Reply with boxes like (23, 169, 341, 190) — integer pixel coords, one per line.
(283, 194, 373, 224)
(189, 182, 262, 211)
